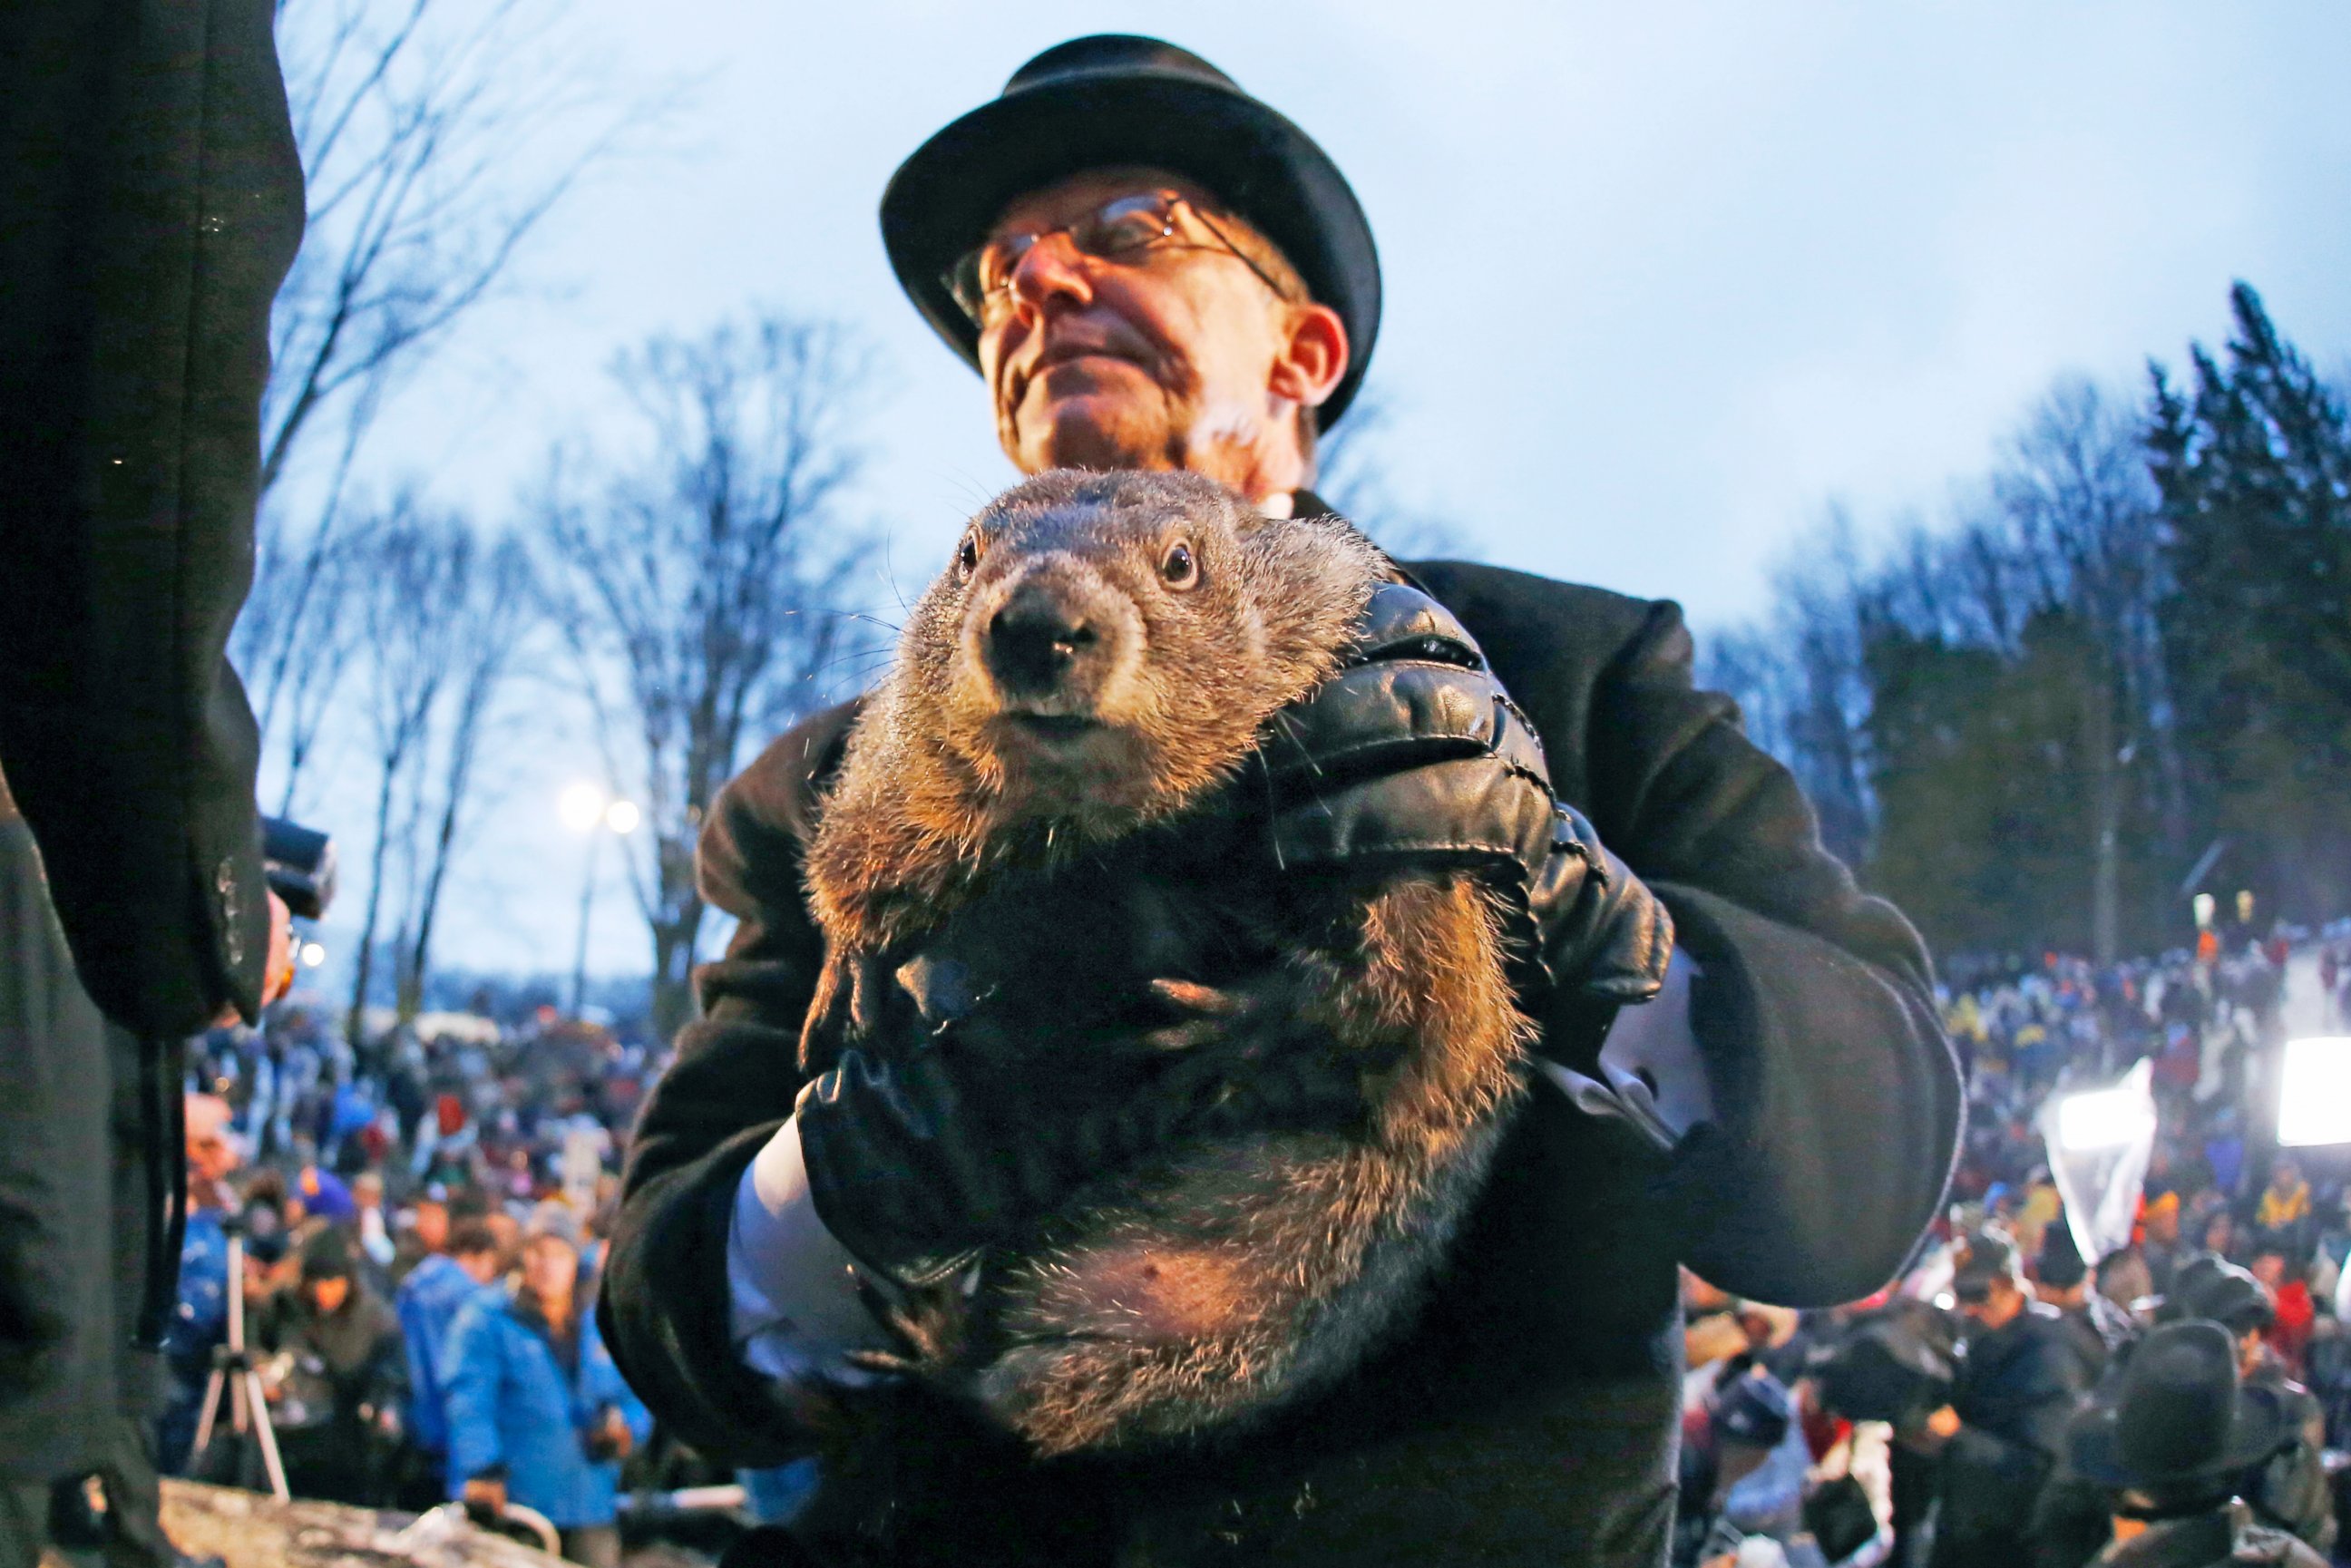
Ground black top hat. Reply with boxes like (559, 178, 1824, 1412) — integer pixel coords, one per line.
(2068, 1320, 2291, 1494)
(2162, 1255, 2276, 1335)
(881, 34, 1382, 428)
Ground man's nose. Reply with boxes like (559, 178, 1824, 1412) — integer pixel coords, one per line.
(1005, 230, 1094, 323)
(986, 586, 1099, 696)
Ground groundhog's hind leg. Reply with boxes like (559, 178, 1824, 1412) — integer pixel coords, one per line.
(980, 875, 1532, 1455)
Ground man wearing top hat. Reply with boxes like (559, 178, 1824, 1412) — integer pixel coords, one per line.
(600, 35, 1960, 1566)
(2068, 1321, 2321, 1568)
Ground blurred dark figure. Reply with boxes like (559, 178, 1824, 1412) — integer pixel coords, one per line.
(1, 0, 301, 1559)
(256, 1232, 404, 1505)
(2065, 1321, 2322, 1568)
(2040, 1222, 2137, 1384)
(1911, 1229, 2091, 1568)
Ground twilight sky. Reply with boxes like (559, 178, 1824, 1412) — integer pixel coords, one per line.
(288, 1, 2351, 989)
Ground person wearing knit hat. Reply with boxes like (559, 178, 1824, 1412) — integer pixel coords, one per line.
(256, 1227, 402, 1505)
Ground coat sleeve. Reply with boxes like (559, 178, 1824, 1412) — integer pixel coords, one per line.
(1582, 599, 1960, 1306)
(596, 706, 856, 1466)
(0, 0, 303, 1034)
(442, 1300, 506, 1484)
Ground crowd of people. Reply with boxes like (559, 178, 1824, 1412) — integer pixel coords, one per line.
(156, 920, 2351, 1568)
(159, 1002, 676, 1567)
(1673, 923, 2351, 1568)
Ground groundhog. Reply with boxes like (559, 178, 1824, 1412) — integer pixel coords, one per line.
(799, 469, 1536, 1459)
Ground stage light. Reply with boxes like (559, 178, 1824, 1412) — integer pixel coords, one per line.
(298, 941, 327, 969)
(558, 782, 607, 833)
(2277, 1037, 2351, 1147)
(605, 799, 640, 835)
(2056, 1085, 2158, 1152)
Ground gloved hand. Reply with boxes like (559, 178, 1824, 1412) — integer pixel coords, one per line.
(795, 973, 1370, 1290)
(1251, 578, 1673, 1007)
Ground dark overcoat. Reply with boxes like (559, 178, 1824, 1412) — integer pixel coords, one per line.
(600, 552, 1963, 1567)
(0, 0, 299, 1497)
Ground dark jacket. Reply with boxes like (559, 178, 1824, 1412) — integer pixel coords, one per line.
(0, 0, 298, 1039)
(600, 560, 1962, 1566)
(2088, 1500, 2327, 1568)
(2241, 1349, 2335, 1556)
(0, 0, 299, 1491)
(1935, 1301, 2093, 1568)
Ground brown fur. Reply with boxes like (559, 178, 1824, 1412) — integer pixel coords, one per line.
(802, 470, 1532, 1456)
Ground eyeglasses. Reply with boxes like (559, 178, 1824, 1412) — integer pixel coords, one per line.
(946, 191, 1296, 327)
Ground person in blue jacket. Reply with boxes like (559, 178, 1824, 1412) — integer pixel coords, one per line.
(393, 1220, 502, 1507)
(444, 1213, 648, 1568)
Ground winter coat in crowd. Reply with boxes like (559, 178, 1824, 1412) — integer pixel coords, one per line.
(395, 1252, 490, 1466)
(444, 1284, 650, 1529)
(259, 1272, 405, 1504)
(2239, 1349, 2336, 1557)
(2087, 1499, 2327, 1568)
(1933, 1301, 2092, 1568)
(157, 1205, 232, 1474)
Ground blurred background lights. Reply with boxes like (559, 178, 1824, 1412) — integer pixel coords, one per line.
(2277, 1037, 2351, 1147)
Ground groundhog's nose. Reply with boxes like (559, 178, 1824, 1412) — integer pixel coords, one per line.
(987, 590, 1099, 697)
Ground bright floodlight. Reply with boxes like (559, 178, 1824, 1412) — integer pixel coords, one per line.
(2057, 1086, 2158, 1151)
(558, 782, 607, 833)
(298, 941, 327, 969)
(2278, 1037, 2351, 1147)
(605, 799, 641, 835)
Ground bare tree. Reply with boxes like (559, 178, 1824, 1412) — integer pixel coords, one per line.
(236, 0, 625, 805)
(541, 312, 882, 1038)
(1989, 379, 2168, 962)
(343, 503, 461, 1046)
(392, 538, 538, 1017)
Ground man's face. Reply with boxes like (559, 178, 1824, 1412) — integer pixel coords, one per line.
(2146, 1205, 2179, 1246)
(1957, 1276, 2025, 1332)
(308, 1274, 351, 1315)
(414, 1201, 449, 1253)
(973, 168, 1344, 494)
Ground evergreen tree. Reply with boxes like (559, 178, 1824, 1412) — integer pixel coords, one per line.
(2150, 282, 2351, 922)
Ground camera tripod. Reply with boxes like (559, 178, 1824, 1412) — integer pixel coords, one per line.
(186, 1220, 290, 1501)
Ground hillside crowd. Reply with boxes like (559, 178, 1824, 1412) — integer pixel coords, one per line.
(1673, 922, 2351, 1568)
(157, 921, 2351, 1568)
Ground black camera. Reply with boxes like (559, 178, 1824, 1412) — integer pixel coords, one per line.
(260, 815, 337, 919)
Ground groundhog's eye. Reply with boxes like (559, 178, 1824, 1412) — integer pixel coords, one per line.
(1160, 539, 1199, 590)
(956, 532, 980, 578)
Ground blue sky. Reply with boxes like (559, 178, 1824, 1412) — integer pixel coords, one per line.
(296, 1, 2351, 987)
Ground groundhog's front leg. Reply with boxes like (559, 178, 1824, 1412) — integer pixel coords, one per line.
(969, 877, 1533, 1456)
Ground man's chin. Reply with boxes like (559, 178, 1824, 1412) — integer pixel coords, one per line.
(1014, 389, 1177, 474)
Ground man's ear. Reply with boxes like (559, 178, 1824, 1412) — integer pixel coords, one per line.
(1267, 302, 1350, 413)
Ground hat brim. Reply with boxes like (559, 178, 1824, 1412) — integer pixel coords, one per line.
(2067, 1388, 2293, 1493)
(881, 70, 1380, 428)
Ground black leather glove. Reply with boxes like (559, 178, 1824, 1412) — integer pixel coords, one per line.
(1249, 578, 1673, 1008)
(795, 981, 1371, 1290)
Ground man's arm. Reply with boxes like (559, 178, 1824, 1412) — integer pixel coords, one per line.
(1589, 597, 1959, 1304)
(0, 0, 303, 1035)
(1410, 563, 1961, 1307)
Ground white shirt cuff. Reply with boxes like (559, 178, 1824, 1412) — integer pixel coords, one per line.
(726, 1118, 888, 1382)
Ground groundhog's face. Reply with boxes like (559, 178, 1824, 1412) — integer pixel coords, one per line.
(893, 470, 1377, 833)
